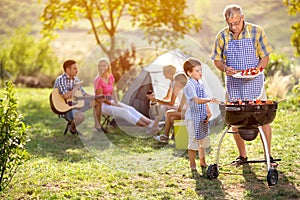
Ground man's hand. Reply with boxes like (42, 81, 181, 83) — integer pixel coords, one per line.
(225, 66, 238, 76)
(74, 81, 83, 90)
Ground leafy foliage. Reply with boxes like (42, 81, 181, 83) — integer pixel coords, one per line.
(128, 0, 201, 46)
(0, 81, 30, 192)
(0, 26, 59, 79)
(265, 52, 295, 77)
(290, 80, 300, 106)
(283, 0, 300, 56)
(39, 0, 202, 77)
(265, 52, 299, 99)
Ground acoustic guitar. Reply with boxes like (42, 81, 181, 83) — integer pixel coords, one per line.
(50, 88, 110, 114)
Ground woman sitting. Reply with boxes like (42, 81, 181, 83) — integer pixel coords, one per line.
(94, 57, 154, 131)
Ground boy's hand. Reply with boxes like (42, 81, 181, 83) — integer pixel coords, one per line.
(203, 113, 211, 124)
(203, 118, 208, 124)
(210, 98, 218, 103)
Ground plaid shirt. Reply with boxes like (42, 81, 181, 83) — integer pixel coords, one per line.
(211, 22, 273, 61)
(54, 73, 86, 96)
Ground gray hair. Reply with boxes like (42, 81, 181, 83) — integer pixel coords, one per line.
(223, 4, 243, 20)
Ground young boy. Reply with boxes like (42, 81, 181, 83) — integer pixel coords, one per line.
(183, 57, 216, 174)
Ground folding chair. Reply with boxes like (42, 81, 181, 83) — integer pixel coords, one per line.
(58, 114, 72, 135)
(101, 115, 118, 133)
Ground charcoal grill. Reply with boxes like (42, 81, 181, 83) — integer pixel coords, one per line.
(207, 101, 280, 186)
(221, 101, 277, 140)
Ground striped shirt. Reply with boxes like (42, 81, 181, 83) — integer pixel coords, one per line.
(211, 22, 273, 61)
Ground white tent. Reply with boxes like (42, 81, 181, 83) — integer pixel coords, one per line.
(122, 49, 225, 121)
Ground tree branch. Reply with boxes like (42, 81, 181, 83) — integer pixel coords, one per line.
(88, 0, 108, 55)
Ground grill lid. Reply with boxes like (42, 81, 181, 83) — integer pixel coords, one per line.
(219, 101, 278, 127)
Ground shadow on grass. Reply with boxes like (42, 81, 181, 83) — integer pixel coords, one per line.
(242, 163, 300, 199)
(20, 96, 221, 173)
(22, 101, 189, 171)
(26, 125, 89, 162)
(242, 163, 270, 198)
(192, 168, 227, 199)
(21, 100, 91, 162)
(276, 172, 300, 199)
(79, 127, 192, 172)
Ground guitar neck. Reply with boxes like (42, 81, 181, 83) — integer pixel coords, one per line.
(75, 95, 112, 100)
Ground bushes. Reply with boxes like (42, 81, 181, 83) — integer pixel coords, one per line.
(0, 81, 30, 191)
(0, 26, 59, 86)
(266, 71, 292, 99)
(266, 52, 294, 77)
(291, 81, 300, 106)
(265, 52, 299, 99)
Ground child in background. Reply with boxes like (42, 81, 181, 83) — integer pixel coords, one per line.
(183, 57, 217, 174)
(146, 65, 177, 134)
(153, 73, 188, 143)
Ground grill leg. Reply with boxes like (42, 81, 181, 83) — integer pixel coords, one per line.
(258, 127, 271, 170)
(215, 125, 231, 165)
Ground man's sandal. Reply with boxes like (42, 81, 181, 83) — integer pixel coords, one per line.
(70, 129, 82, 136)
(231, 156, 248, 166)
(270, 156, 278, 168)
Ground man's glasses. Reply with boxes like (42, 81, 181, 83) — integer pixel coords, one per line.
(228, 17, 242, 27)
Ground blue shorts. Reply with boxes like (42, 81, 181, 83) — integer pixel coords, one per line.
(64, 99, 91, 121)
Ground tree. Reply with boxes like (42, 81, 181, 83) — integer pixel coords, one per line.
(283, 0, 300, 56)
(39, 0, 202, 78)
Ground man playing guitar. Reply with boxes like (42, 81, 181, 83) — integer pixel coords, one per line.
(53, 59, 103, 135)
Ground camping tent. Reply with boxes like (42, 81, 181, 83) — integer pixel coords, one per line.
(122, 49, 225, 121)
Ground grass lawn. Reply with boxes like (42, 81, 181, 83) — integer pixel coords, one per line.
(0, 87, 300, 199)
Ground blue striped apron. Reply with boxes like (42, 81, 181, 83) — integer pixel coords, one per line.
(189, 79, 209, 140)
(226, 28, 264, 101)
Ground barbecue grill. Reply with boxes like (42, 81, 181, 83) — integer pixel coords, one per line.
(207, 101, 280, 186)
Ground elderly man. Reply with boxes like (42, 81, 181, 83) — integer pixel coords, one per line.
(211, 4, 277, 166)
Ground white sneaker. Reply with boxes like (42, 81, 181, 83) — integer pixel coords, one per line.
(154, 134, 169, 143)
(146, 120, 155, 129)
(158, 121, 165, 127)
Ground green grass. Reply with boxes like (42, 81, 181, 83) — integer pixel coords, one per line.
(0, 87, 300, 199)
